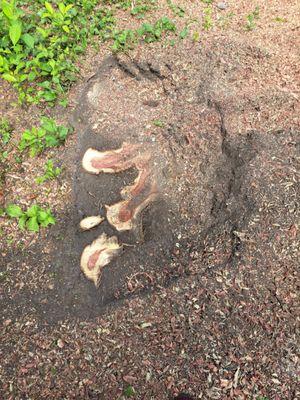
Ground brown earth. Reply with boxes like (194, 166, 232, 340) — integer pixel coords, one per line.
(0, 1, 299, 399)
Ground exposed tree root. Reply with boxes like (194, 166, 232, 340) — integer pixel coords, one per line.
(80, 233, 122, 286)
(82, 142, 141, 174)
(82, 142, 157, 232)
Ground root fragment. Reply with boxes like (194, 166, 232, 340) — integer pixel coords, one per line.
(82, 143, 141, 174)
(80, 233, 122, 286)
(79, 215, 104, 231)
(106, 168, 157, 231)
(82, 141, 158, 232)
(80, 141, 159, 285)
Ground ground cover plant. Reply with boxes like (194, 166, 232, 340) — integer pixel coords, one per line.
(0, 117, 13, 190)
(0, 0, 115, 103)
(18, 117, 71, 156)
(36, 159, 62, 184)
(0, 117, 13, 145)
(0, 0, 179, 103)
(3, 203, 56, 231)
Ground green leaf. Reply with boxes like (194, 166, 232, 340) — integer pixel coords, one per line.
(65, 4, 73, 13)
(45, 135, 59, 147)
(36, 27, 48, 38)
(36, 176, 45, 184)
(19, 74, 27, 82)
(6, 204, 23, 218)
(18, 214, 27, 230)
(58, 3, 66, 14)
(192, 31, 200, 42)
(26, 205, 39, 217)
(43, 91, 57, 102)
(59, 99, 68, 107)
(41, 118, 56, 132)
(39, 215, 55, 227)
(2, 73, 17, 83)
(37, 210, 48, 221)
(29, 147, 39, 157)
(27, 216, 39, 232)
(45, 213, 55, 225)
(1, 1, 14, 20)
(179, 26, 189, 39)
(22, 33, 35, 49)
(58, 126, 68, 140)
(152, 119, 164, 127)
(9, 21, 22, 46)
(28, 71, 36, 82)
(37, 128, 46, 138)
(45, 2, 54, 15)
(21, 131, 34, 140)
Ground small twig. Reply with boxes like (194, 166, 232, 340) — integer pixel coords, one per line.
(87, 191, 97, 199)
(6, 174, 22, 180)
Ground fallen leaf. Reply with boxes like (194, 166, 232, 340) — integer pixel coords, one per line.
(123, 375, 137, 384)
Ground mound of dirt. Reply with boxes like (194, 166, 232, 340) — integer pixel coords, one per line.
(2, 39, 299, 323)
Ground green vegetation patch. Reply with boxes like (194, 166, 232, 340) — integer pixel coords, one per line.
(36, 159, 62, 184)
(0, 117, 13, 145)
(0, 0, 115, 104)
(18, 117, 71, 157)
(4, 203, 56, 231)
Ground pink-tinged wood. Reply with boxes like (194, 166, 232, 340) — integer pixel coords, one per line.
(106, 166, 157, 231)
(87, 249, 103, 270)
(80, 233, 122, 286)
(82, 143, 141, 174)
(82, 141, 158, 232)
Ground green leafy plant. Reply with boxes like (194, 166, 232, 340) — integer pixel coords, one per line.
(167, 0, 185, 17)
(112, 16, 177, 51)
(130, 0, 156, 18)
(179, 25, 189, 39)
(274, 16, 287, 23)
(192, 30, 200, 42)
(1, 0, 23, 49)
(112, 29, 137, 51)
(0, 117, 13, 178)
(0, 0, 115, 103)
(123, 385, 136, 398)
(152, 119, 164, 127)
(217, 11, 235, 29)
(36, 159, 62, 184)
(138, 17, 176, 43)
(18, 117, 71, 157)
(1, 1, 177, 98)
(203, 6, 213, 30)
(246, 6, 259, 31)
(5, 203, 56, 232)
(0, 117, 13, 145)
